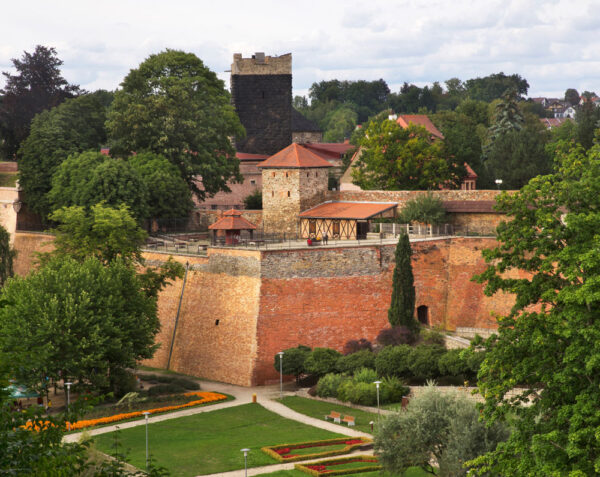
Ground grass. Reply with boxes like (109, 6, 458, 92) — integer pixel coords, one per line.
(277, 396, 380, 434)
(93, 403, 343, 476)
(0, 173, 17, 187)
(260, 469, 431, 477)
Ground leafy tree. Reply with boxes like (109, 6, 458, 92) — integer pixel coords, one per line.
(564, 88, 580, 106)
(352, 120, 462, 190)
(128, 152, 193, 219)
(17, 90, 113, 219)
(484, 89, 524, 154)
(0, 256, 167, 395)
(106, 49, 245, 201)
(470, 141, 600, 475)
(0, 224, 15, 286)
(322, 106, 358, 142)
(575, 100, 600, 150)
(273, 345, 311, 383)
(49, 203, 147, 264)
(304, 348, 342, 376)
(0, 45, 80, 159)
(293, 95, 308, 110)
(455, 99, 490, 127)
(375, 384, 508, 476)
(464, 72, 529, 102)
(243, 189, 262, 210)
(48, 151, 150, 221)
(388, 233, 417, 333)
(399, 192, 448, 225)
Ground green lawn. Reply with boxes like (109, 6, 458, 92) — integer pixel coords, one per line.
(0, 173, 17, 187)
(93, 403, 343, 476)
(259, 468, 430, 477)
(278, 396, 380, 434)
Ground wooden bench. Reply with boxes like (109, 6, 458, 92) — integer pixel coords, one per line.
(342, 415, 355, 427)
(325, 411, 341, 423)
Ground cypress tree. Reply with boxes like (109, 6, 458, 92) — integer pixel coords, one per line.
(388, 232, 417, 332)
(0, 225, 14, 287)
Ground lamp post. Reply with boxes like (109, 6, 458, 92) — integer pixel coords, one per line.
(65, 382, 73, 413)
(373, 381, 382, 417)
(495, 179, 503, 190)
(241, 448, 250, 477)
(143, 412, 150, 470)
(277, 351, 284, 399)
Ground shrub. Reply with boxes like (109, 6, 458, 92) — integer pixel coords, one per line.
(375, 345, 413, 378)
(305, 348, 342, 376)
(316, 373, 348, 398)
(398, 192, 447, 225)
(274, 345, 312, 382)
(348, 381, 378, 406)
(336, 349, 376, 374)
(380, 376, 410, 404)
(336, 379, 356, 403)
(170, 377, 200, 390)
(243, 189, 262, 209)
(376, 326, 415, 346)
(438, 349, 469, 377)
(409, 345, 445, 380)
(464, 349, 486, 377)
(353, 367, 379, 384)
(342, 338, 373, 355)
(111, 369, 138, 398)
(419, 328, 445, 346)
(147, 383, 186, 396)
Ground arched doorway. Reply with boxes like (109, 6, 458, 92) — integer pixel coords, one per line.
(417, 305, 429, 326)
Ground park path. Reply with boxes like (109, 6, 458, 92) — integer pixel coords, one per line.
(63, 380, 370, 444)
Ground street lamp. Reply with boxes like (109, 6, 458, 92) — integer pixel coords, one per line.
(495, 179, 503, 190)
(373, 381, 382, 417)
(277, 351, 284, 399)
(241, 448, 251, 477)
(143, 412, 150, 470)
(65, 382, 73, 413)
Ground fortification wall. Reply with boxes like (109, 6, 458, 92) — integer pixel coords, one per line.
(12, 232, 54, 276)
(329, 189, 502, 205)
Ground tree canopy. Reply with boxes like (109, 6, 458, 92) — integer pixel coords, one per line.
(352, 120, 463, 190)
(17, 90, 112, 219)
(464, 72, 529, 102)
(106, 49, 245, 201)
(48, 151, 150, 221)
(0, 45, 80, 159)
(471, 138, 600, 475)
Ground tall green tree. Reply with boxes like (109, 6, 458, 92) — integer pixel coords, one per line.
(106, 49, 245, 201)
(352, 120, 463, 190)
(575, 100, 600, 150)
(48, 151, 150, 221)
(464, 72, 529, 102)
(470, 140, 600, 475)
(0, 224, 15, 286)
(564, 88, 580, 106)
(484, 89, 524, 154)
(388, 233, 417, 333)
(17, 90, 112, 219)
(0, 45, 80, 159)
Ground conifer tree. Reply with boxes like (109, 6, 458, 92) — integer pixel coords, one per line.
(388, 233, 417, 332)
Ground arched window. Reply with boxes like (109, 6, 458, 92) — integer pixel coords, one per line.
(417, 305, 429, 325)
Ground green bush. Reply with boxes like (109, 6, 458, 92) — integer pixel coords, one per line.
(305, 348, 342, 376)
(349, 381, 378, 406)
(170, 377, 200, 390)
(336, 349, 375, 374)
(353, 367, 378, 384)
(316, 373, 348, 398)
(381, 376, 410, 403)
(409, 345, 445, 380)
(243, 189, 262, 210)
(375, 345, 413, 378)
(273, 345, 311, 382)
(419, 328, 445, 346)
(111, 369, 138, 398)
(147, 383, 186, 396)
(438, 349, 469, 377)
(398, 192, 447, 225)
(464, 349, 486, 377)
(336, 379, 356, 403)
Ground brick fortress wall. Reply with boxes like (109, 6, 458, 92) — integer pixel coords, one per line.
(231, 53, 292, 155)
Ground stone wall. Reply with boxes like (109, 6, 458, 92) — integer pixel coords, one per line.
(0, 187, 19, 242)
(330, 189, 503, 205)
(12, 232, 54, 276)
(292, 131, 323, 144)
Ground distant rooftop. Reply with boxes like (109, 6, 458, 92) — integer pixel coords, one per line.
(259, 143, 333, 169)
(396, 114, 444, 140)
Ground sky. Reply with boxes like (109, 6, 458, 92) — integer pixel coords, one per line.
(1, 0, 599, 100)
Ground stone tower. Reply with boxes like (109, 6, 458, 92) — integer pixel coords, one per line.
(231, 52, 292, 155)
(259, 143, 332, 234)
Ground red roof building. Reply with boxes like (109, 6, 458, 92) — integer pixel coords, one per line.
(259, 143, 333, 169)
(396, 114, 444, 140)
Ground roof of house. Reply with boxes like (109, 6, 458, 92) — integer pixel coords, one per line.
(236, 152, 269, 161)
(442, 201, 498, 213)
(464, 163, 478, 179)
(208, 209, 257, 230)
(397, 114, 444, 140)
(299, 201, 397, 220)
(259, 143, 333, 169)
(292, 108, 321, 132)
(539, 117, 572, 128)
(302, 142, 355, 159)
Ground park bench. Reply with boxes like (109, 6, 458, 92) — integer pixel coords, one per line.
(342, 415, 355, 427)
(325, 411, 341, 423)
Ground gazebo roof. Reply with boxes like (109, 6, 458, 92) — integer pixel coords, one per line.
(208, 209, 257, 230)
(259, 143, 333, 169)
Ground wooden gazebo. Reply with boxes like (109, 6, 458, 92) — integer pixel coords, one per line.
(208, 209, 257, 245)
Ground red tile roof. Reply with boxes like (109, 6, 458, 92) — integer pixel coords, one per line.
(208, 209, 257, 230)
(259, 143, 333, 169)
(397, 115, 444, 140)
(464, 163, 478, 178)
(236, 152, 269, 161)
(299, 201, 397, 219)
(539, 117, 572, 128)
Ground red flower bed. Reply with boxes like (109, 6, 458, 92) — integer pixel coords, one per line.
(296, 456, 380, 476)
(261, 437, 371, 463)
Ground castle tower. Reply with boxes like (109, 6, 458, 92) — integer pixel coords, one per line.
(231, 52, 292, 155)
(259, 143, 332, 234)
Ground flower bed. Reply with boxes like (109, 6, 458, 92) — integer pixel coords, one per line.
(261, 437, 371, 463)
(295, 455, 380, 476)
(68, 391, 227, 430)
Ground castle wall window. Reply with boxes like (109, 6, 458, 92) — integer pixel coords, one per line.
(271, 191, 274, 197)
(272, 172, 276, 177)
(285, 172, 288, 178)
(250, 180, 256, 185)
(287, 191, 290, 197)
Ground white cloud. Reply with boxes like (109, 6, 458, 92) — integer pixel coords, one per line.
(1, 0, 599, 98)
